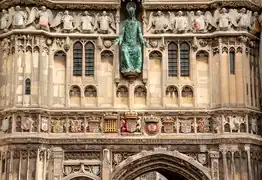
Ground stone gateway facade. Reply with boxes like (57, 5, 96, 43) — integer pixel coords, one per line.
(0, 0, 261, 179)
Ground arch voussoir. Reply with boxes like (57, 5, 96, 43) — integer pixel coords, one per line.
(111, 150, 211, 180)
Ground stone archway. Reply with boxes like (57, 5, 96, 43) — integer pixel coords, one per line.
(111, 150, 212, 180)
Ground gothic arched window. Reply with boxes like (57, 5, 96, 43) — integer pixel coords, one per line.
(25, 78, 31, 95)
(180, 43, 190, 76)
(85, 42, 95, 76)
(168, 42, 178, 77)
(73, 42, 83, 76)
(229, 48, 235, 74)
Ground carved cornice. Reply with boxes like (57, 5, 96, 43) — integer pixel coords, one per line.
(0, 0, 260, 10)
(0, 106, 261, 116)
(0, 0, 120, 10)
(0, 30, 118, 39)
(143, 0, 261, 11)
(1, 136, 262, 146)
(0, 30, 259, 41)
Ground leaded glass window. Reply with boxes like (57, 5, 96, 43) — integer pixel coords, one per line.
(25, 78, 31, 95)
(85, 42, 95, 76)
(229, 49, 235, 74)
(180, 43, 190, 76)
(168, 42, 178, 77)
(73, 42, 83, 76)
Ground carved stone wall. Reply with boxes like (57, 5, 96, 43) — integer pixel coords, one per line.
(0, 0, 261, 180)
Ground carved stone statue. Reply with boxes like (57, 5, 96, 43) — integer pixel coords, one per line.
(0, 9, 10, 32)
(193, 11, 206, 32)
(26, 6, 53, 31)
(37, 6, 53, 31)
(80, 11, 95, 33)
(97, 11, 115, 34)
(217, 8, 231, 31)
(249, 12, 260, 34)
(12, 6, 27, 29)
(237, 8, 252, 30)
(115, 2, 146, 76)
(147, 11, 169, 34)
(61, 10, 73, 32)
(170, 11, 189, 33)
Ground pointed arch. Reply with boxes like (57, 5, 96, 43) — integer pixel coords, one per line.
(112, 150, 211, 180)
(73, 42, 83, 76)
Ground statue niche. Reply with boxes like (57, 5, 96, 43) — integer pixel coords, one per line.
(115, 2, 146, 81)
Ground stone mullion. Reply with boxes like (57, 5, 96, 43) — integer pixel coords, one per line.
(162, 46, 167, 107)
(177, 42, 181, 79)
(18, 151, 21, 180)
(38, 37, 45, 106)
(22, 44, 27, 105)
(30, 46, 34, 106)
(26, 150, 30, 180)
(210, 151, 220, 180)
(231, 151, 235, 180)
(47, 49, 54, 107)
(43, 150, 47, 180)
(245, 145, 253, 180)
(221, 150, 228, 180)
(12, 36, 19, 106)
(245, 114, 249, 133)
(35, 148, 40, 180)
(208, 49, 213, 107)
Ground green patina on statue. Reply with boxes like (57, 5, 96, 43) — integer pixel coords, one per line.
(115, 2, 146, 74)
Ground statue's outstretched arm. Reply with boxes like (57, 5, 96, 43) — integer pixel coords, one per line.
(115, 23, 125, 45)
(137, 22, 146, 46)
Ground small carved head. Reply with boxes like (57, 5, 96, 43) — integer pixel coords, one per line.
(253, 12, 258, 17)
(126, 2, 136, 18)
(15, 6, 21, 11)
(240, 8, 246, 13)
(157, 11, 162, 16)
(64, 10, 69, 15)
(102, 11, 107, 16)
(2, 9, 7, 14)
(196, 10, 202, 16)
(177, 11, 183, 16)
(41, 6, 47, 11)
(84, 11, 89, 16)
(221, 8, 227, 14)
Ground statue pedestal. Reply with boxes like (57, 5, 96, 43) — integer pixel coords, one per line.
(122, 72, 140, 83)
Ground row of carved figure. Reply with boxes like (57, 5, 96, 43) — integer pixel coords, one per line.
(0, 6, 117, 33)
(146, 8, 262, 34)
(1, 6, 261, 35)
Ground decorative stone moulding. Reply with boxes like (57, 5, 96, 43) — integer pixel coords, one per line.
(0, 0, 120, 10)
(142, 0, 261, 10)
